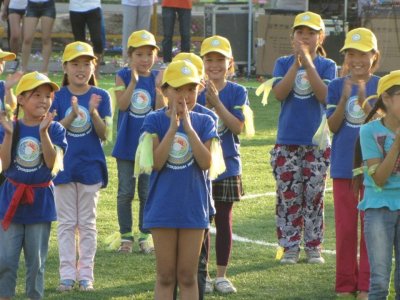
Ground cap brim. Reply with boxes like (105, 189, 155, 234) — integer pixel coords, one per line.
(293, 23, 322, 31)
(167, 78, 202, 88)
(200, 49, 232, 58)
(340, 44, 373, 53)
(128, 41, 160, 51)
(63, 53, 97, 63)
(0, 52, 16, 61)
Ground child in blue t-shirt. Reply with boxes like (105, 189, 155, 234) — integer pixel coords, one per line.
(355, 71, 400, 299)
(138, 60, 219, 299)
(0, 72, 67, 299)
(327, 28, 380, 299)
(51, 41, 112, 292)
(270, 11, 337, 264)
(0, 48, 23, 112)
(112, 30, 164, 254)
(172, 52, 219, 300)
(197, 35, 252, 294)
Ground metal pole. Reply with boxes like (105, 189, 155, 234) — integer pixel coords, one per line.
(247, 0, 252, 78)
(344, 0, 348, 24)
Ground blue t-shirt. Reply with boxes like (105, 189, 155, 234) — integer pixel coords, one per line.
(327, 75, 379, 179)
(197, 81, 248, 181)
(112, 68, 159, 160)
(51, 86, 112, 188)
(273, 55, 337, 145)
(142, 108, 218, 229)
(0, 121, 67, 224)
(358, 120, 400, 211)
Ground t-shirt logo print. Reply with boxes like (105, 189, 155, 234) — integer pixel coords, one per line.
(65, 105, 91, 134)
(293, 70, 312, 98)
(130, 89, 152, 116)
(345, 95, 366, 126)
(168, 133, 192, 166)
(16, 137, 42, 168)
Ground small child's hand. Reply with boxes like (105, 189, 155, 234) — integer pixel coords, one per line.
(4, 71, 23, 90)
(340, 78, 352, 104)
(131, 66, 139, 84)
(205, 80, 220, 108)
(357, 80, 366, 108)
(181, 99, 193, 133)
(169, 103, 179, 132)
(0, 109, 13, 135)
(295, 41, 313, 69)
(155, 70, 164, 89)
(89, 94, 102, 115)
(39, 109, 56, 133)
(70, 96, 80, 118)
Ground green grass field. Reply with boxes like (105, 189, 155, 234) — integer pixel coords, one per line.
(8, 74, 388, 300)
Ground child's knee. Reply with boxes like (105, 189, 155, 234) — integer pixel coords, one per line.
(157, 272, 176, 287)
(177, 270, 197, 288)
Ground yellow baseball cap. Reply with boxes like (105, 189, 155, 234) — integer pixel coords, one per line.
(172, 53, 204, 78)
(16, 71, 59, 96)
(0, 49, 16, 61)
(162, 60, 201, 88)
(377, 70, 400, 97)
(62, 41, 96, 63)
(127, 30, 159, 50)
(340, 27, 378, 53)
(200, 35, 232, 58)
(293, 11, 325, 32)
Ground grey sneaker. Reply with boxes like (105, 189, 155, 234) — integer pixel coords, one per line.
(214, 277, 237, 294)
(306, 249, 325, 264)
(280, 249, 300, 264)
(205, 277, 214, 293)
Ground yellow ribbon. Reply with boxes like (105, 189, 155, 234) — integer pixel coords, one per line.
(275, 246, 284, 260)
(134, 132, 156, 177)
(209, 138, 226, 180)
(255, 77, 281, 106)
(312, 114, 330, 150)
(105, 232, 121, 250)
(234, 105, 255, 137)
(51, 145, 64, 177)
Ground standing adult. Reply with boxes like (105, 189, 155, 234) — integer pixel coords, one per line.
(161, 0, 193, 63)
(69, 0, 104, 78)
(20, 0, 56, 74)
(1, 0, 27, 72)
(121, 0, 154, 62)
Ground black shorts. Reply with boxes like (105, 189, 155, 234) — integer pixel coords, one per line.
(8, 8, 25, 16)
(25, 0, 55, 19)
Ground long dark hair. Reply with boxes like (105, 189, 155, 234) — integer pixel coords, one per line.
(352, 85, 400, 192)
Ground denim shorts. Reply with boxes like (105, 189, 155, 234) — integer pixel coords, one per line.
(25, 0, 55, 18)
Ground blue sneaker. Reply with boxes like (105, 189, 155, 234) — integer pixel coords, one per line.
(79, 280, 94, 291)
(57, 279, 74, 292)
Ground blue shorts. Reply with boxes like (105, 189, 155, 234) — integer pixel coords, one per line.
(25, 0, 55, 19)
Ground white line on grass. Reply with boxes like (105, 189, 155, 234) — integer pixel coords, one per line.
(209, 227, 336, 255)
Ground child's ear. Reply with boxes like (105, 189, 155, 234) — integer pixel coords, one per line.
(16, 94, 24, 106)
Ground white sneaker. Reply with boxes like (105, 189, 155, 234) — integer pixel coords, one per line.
(214, 277, 237, 294)
(306, 249, 325, 264)
(205, 277, 214, 293)
(280, 249, 300, 264)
